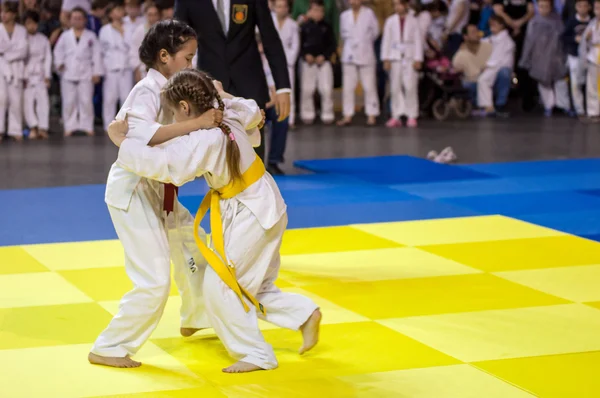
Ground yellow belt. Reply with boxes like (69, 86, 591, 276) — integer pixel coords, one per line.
(193, 156, 267, 315)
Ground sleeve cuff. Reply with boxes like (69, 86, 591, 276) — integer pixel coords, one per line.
(276, 88, 292, 94)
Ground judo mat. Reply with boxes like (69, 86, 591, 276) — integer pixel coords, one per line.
(3, 156, 600, 397)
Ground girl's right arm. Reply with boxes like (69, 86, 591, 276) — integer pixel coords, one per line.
(112, 86, 223, 146)
(149, 109, 222, 146)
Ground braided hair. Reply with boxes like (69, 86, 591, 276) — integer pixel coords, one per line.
(161, 69, 243, 184)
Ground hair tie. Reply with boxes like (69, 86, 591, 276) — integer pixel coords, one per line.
(229, 132, 236, 141)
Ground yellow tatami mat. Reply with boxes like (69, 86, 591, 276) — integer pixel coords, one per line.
(2, 215, 600, 397)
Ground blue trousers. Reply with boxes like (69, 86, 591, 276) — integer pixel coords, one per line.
(266, 106, 289, 165)
(463, 67, 512, 109)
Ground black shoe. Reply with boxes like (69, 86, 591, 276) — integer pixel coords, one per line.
(267, 164, 285, 175)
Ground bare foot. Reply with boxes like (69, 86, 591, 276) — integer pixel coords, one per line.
(367, 116, 377, 126)
(222, 361, 263, 373)
(180, 327, 206, 337)
(39, 130, 49, 139)
(299, 308, 322, 355)
(336, 117, 352, 126)
(64, 131, 73, 137)
(88, 352, 141, 368)
(29, 128, 38, 139)
(12, 135, 23, 142)
(86, 131, 95, 136)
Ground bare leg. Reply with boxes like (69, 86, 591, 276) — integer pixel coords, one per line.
(88, 352, 141, 368)
(299, 309, 322, 355)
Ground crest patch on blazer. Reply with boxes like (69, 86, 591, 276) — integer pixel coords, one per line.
(232, 4, 248, 24)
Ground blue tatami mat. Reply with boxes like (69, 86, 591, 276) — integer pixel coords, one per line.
(294, 155, 496, 185)
(442, 191, 600, 217)
(463, 158, 600, 177)
(0, 185, 116, 246)
(516, 210, 600, 237)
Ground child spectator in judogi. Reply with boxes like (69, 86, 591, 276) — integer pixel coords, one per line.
(299, 0, 337, 124)
(124, 0, 145, 33)
(519, 0, 571, 117)
(130, 1, 161, 83)
(0, 1, 28, 141)
(53, 7, 103, 136)
(562, 0, 591, 118)
(272, 0, 300, 127)
(337, 0, 380, 126)
(579, 0, 600, 122)
(23, 10, 52, 139)
(99, 2, 133, 132)
(382, 0, 423, 128)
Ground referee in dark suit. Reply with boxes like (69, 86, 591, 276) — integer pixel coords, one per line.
(174, 0, 291, 166)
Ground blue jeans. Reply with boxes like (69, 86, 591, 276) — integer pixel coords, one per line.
(266, 106, 289, 165)
(463, 67, 512, 109)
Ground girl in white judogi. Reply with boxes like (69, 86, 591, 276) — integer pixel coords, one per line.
(89, 20, 222, 369)
(272, 0, 300, 126)
(130, 1, 161, 83)
(100, 3, 134, 132)
(23, 11, 52, 140)
(111, 69, 322, 374)
(337, 0, 380, 126)
(382, 0, 423, 128)
(0, 2, 27, 141)
(580, 2, 600, 121)
(53, 7, 103, 136)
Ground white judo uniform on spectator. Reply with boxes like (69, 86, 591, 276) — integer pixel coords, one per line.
(0, 22, 27, 137)
(340, 4, 380, 120)
(99, 23, 134, 131)
(24, 31, 52, 132)
(91, 69, 210, 358)
(381, 12, 423, 120)
(53, 28, 103, 134)
(272, 11, 299, 124)
(116, 96, 319, 370)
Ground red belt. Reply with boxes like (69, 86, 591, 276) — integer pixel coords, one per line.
(163, 183, 178, 214)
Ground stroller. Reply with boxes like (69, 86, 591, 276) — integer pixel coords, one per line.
(419, 50, 472, 120)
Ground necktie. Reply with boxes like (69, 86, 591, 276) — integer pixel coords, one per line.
(217, 0, 227, 34)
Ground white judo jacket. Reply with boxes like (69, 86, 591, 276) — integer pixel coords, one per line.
(116, 98, 287, 231)
(340, 6, 379, 66)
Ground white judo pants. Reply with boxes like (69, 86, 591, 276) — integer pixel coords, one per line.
(288, 65, 296, 125)
(203, 202, 318, 369)
(342, 63, 380, 118)
(538, 79, 570, 111)
(24, 81, 50, 131)
(477, 66, 500, 109)
(0, 77, 23, 136)
(390, 61, 419, 119)
(61, 78, 94, 134)
(568, 55, 586, 116)
(300, 60, 334, 123)
(103, 69, 134, 131)
(587, 63, 600, 117)
(92, 180, 209, 358)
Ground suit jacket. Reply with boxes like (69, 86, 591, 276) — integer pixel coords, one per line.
(175, 0, 290, 107)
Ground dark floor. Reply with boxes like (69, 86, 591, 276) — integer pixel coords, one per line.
(1, 114, 599, 190)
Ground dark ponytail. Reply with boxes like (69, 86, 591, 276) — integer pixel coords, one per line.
(139, 19, 197, 70)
